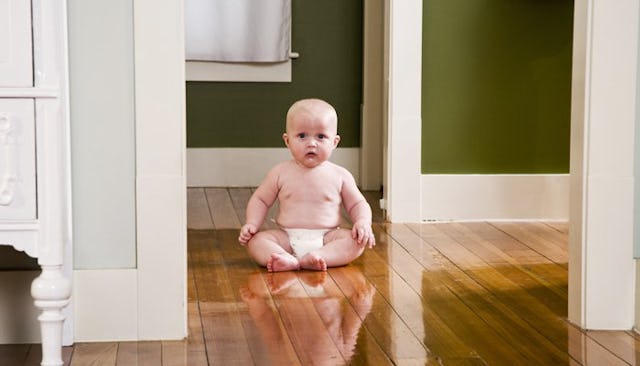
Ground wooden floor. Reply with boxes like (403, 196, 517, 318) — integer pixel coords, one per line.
(3, 187, 640, 365)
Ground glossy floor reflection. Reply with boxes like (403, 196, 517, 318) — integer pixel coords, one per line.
(239, 269, 375, 364)
(183, 188, 639, 365)
(2, 188, 639, 365)
(189, 228, 396, 365)
(186, 220, 637, 365)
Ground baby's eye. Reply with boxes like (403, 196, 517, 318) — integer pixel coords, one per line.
(318, 134, 327, 140)
(297, 133, 307, 139)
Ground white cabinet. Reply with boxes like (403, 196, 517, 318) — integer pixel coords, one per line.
(0, 99, 36, 220)
(0, 1, 72, 365)
(0, 0, 33, 87)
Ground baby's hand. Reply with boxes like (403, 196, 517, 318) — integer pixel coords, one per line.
(352, 221, 375, 248)
(239, 224, 257, 245)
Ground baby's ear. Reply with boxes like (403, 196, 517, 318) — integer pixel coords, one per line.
(282, 133, 289, 146)
(333, 134, 341, 147)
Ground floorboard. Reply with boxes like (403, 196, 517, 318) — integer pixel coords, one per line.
(187, 188, 214, 230)
(587, 330, 640, 365)
(489, 222, 569, 264)
(205, 188, 242, 229)
(70, 342, 117, 366)
(0, 344, 30, 366)
(380, 223, 553, 364)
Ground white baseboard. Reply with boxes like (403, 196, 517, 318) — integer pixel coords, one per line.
(421, 174, 569, 221)
(187, 147, 360, 187)
(74, 269, 138, 342)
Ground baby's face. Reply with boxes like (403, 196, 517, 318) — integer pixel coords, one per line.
(284, 110, 340, 169)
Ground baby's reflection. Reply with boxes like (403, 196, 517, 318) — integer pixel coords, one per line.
(239, 267, 375, 365)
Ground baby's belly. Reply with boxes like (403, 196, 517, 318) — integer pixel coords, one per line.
(277, 209, 341, 229)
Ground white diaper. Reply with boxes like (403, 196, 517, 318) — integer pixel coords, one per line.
(284, 228, 330, 258)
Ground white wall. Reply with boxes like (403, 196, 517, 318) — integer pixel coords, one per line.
(68, 0, 137, 269)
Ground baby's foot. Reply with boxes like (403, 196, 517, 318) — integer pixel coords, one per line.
(299, 271, 327, 287)
(300, 252, 328, 271)
(264, 272, 297, 294)
(239, 286, 270, 319)
(239, 286, 256, 302)
(267, 252, 300, 272)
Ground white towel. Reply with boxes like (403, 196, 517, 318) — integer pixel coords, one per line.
(185, 0, 291, 63)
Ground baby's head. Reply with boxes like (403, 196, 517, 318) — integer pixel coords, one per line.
(283, 99, 340, 168)
(285, 98, 338, 134)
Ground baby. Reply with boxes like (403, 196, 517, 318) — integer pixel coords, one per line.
(238, 98, 375, 272)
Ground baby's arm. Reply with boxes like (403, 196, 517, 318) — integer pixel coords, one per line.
(239, 167, 280, 245)
(349, 201, 375, 248)
(340, 169, 375, 248)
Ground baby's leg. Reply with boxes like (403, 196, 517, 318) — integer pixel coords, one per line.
(247, 230, 300, 272)
(299, 229, 365, 270)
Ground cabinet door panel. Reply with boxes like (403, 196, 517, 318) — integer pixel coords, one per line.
(0, 99, 36, 220)
(0, 0, 33, 87)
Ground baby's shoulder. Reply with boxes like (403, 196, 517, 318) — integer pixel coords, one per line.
(273, 160, 299, 174)
(260, 161, 288, 185)
(265, 160, 300, 183)
(323, 162, 354, 180)
(335, 161, 353, 172)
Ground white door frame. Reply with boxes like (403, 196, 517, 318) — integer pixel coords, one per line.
(568, 0, 639, 329)
(133, 0, 188, 339)
(383, 0, 422, 223)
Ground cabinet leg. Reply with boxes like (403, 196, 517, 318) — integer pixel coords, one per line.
(31, 265, 71, 366)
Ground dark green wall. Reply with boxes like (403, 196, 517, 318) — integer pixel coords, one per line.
(187, 1, 363, 148)
(422, 0, 574, 174)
